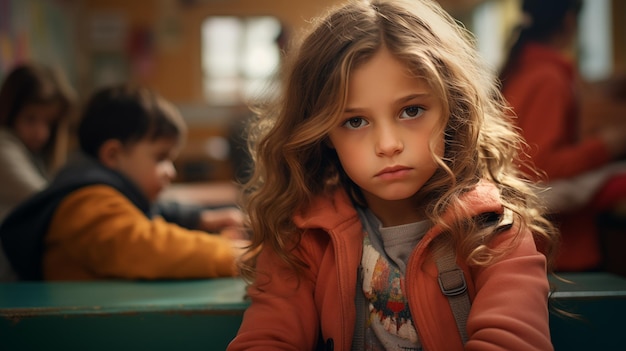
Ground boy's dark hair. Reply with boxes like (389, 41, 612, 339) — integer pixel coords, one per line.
(78, 84, 186, 158)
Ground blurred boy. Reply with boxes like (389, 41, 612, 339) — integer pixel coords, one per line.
(0, 84, 247, 280)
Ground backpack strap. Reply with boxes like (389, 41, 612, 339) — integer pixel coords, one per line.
(436, 248, 470, 344)
(435, 208, 514, 345)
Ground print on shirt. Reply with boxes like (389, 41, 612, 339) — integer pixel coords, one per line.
(362, 236, 421, 350)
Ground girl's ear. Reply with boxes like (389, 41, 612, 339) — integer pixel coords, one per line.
(98, 139, 124, 168)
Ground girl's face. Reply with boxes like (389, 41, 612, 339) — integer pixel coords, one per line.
(13, 103, 61, 153)
(328, 48, 444, 224)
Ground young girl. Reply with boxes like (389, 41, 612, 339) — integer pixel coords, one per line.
(0, 63, 75, 281)
(228, 0, 557, 350)
(0, 63, 76, 221)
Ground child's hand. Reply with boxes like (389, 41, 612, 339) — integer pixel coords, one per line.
(199, 207, 245, 232)
(219, 226, 250, 241)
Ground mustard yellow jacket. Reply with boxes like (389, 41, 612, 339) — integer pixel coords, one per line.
(1, 157, 239, 280)
(229, 182, 552, 351)
(43, 184, 238, 280)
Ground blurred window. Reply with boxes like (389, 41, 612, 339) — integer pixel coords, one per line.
(201, 16, 282, 105)
(578, 0, 612, 80)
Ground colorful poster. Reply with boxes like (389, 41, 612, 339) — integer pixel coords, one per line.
(0, 0, 77, 85)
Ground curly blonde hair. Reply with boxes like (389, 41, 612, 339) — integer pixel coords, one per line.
(240, 0, 557, 280)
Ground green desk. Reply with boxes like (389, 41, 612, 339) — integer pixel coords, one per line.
(1, 273, 625, 351)
(550, 272, 626, 351)
(0, 278, 249, 351)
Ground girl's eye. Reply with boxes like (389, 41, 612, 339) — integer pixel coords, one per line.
(400, 106, 424, 119)
(342, 117, 368, 130)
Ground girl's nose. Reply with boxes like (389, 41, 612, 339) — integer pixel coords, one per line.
(375, 125, 404, 156)
(35, 122, 51, 146)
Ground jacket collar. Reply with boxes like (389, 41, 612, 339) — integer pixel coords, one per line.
(293, 181, 504, 232)
(293, 188, 359, 231)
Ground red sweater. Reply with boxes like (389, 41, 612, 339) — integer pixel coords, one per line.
(502, 43, 615, 271)
(502, 43, 610, 181)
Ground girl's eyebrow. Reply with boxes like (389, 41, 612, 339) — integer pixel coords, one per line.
(397, 93, 432, 103)
(343, 92, 432, 113)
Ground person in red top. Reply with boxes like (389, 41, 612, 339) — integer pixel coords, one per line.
(500, 0, 626, 271)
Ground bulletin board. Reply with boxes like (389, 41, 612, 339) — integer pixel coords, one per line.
(0, 0, 77, 85)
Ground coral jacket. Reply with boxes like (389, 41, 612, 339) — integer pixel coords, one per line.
(228, 182, 552, 351)
(502, 43, 610, 180)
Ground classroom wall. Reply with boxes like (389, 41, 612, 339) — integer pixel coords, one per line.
(3, 0, 624, 104)
(0, 0, 81, 85)
(3, 0, 624, 182)
(80, 0, 345, 104)
(79, 0, 626, 104)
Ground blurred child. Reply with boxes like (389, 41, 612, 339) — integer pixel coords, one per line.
(0, 63, 75, 221)
(0, 62, 75, 281)
(0, 84, 247, 281)
(228, 0, 557, 350)
(500, 0, 626, 271)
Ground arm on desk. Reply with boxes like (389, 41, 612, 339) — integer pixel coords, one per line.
(159, 182, 241, 207)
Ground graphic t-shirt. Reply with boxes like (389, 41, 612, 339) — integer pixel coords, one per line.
(356, 207, 430, 351)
